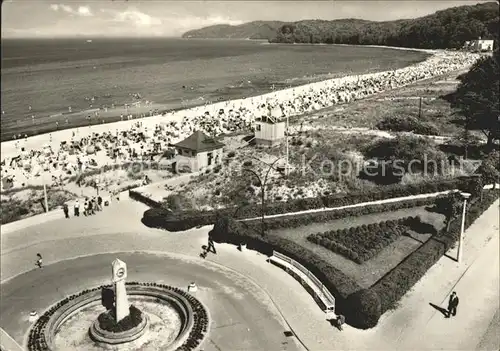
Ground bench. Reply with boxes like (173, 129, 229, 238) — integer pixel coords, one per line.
(268, 251, 335, 314)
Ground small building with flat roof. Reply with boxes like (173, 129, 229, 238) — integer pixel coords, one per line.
(464, 37, 494, 52)
(172, 131, 224, 172)
(254, 116, 285, 147)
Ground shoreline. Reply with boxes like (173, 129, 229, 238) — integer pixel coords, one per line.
(0, 43, 431, 141)
(0, 48, 479, 161)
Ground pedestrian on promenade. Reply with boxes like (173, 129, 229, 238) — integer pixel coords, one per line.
(336, 314, 345, 331)
(83, 200, 88, 216)
(97, 196, 103, 210)
(207, 238, 216, 254)
(63, 203, 69, 218)
(74, 200, 80, 217)
(447, 292, 459, 318)
(36, 253, 43, 269)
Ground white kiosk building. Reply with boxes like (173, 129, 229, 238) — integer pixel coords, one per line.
(254, 116, 286, 147)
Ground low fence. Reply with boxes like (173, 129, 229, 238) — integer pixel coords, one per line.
(272, 251, 335, 312)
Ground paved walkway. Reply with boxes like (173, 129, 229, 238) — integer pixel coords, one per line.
(0, 327, 23, 351)
(241, 190, 455, 222)
(1, 197, 498, 350)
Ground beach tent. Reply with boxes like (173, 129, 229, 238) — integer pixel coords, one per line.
(269, 105, 282, 119)
(86, 145, 96, 155)
(2, 175, 14, 190)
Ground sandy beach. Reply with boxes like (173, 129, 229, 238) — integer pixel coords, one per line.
(0, 48, 478, 162)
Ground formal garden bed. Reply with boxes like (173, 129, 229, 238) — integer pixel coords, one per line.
(209, 188, 499, 329)
(260, 205, 444, 288)
(307, 216, 422, 263)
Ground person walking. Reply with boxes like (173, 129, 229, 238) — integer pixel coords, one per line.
(447, 291, 459, 318)
(74, 200, 80, 217)
(97, 196, 103, 211)
(63, 203, 69, 219)
(336, 314, 345, 331)
(36, 253, 43, 269)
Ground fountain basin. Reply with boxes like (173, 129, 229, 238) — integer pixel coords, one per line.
(27, 283, 210, 351)
(89, 313, 149, 345)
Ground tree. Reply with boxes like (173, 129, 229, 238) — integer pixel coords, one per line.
(268, 2, 498, 49)
(435, 192, 463, 231)
(450, 49, 500, 146)
(476, 150, 500, 188)
(467, 176, 483, 201)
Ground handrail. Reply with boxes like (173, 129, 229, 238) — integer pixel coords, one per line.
(272, 250, 335, 308)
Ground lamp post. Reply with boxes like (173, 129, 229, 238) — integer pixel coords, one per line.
(457, 192, 471, 263)
(243, 157, 283, 236)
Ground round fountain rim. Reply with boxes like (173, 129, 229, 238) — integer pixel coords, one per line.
(27, 282, 210, 351)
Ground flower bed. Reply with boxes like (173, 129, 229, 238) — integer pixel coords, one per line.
(97, 305, 143, 333)
(307, 216, 420, 263)
(142, 177, 469, 232)
(370, 190, 500, 315)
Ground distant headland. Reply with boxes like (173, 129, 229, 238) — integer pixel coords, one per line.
(181, 2, 498, 49)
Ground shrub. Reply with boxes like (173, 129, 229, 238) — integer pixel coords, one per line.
(344, 289, 382, 329)
(376, 116, 440, 136)
(364, 136, 447, 175)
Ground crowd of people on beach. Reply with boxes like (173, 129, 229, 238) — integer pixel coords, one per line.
(1, 50, 482, 191)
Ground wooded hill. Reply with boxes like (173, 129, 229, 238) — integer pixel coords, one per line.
(270, 2, 499, 48)
(181, 21, 284, 39)
(182, 2, 499, 49)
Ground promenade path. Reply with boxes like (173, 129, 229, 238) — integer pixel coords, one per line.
(1, 196, 498, 350)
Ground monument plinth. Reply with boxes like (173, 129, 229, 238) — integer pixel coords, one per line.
(112, 258, 129, 322)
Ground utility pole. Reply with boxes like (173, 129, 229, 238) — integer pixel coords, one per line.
(285, 114, 289, 177)
(457, 192, 471, 263)
(418, 97, 422, 119)
(43, 183, 49, 213)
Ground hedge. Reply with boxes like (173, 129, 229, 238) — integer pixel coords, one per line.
(210, 190, 498, 329)
(143, 177, 470, 231)
(252, 197, 436, 231)
(307, 216, 420, 263)
(210, 217, 362, 300)
(344, 289, 382, 329)
(370, 189, 500, 315)
(129, 190, 161, 208)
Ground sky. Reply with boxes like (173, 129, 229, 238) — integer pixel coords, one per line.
(1, 0, 493, 38)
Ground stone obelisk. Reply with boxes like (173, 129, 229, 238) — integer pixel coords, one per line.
(112, 259, 129, 322)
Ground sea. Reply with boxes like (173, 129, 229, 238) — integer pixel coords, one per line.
(0, 38, 429, 141)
